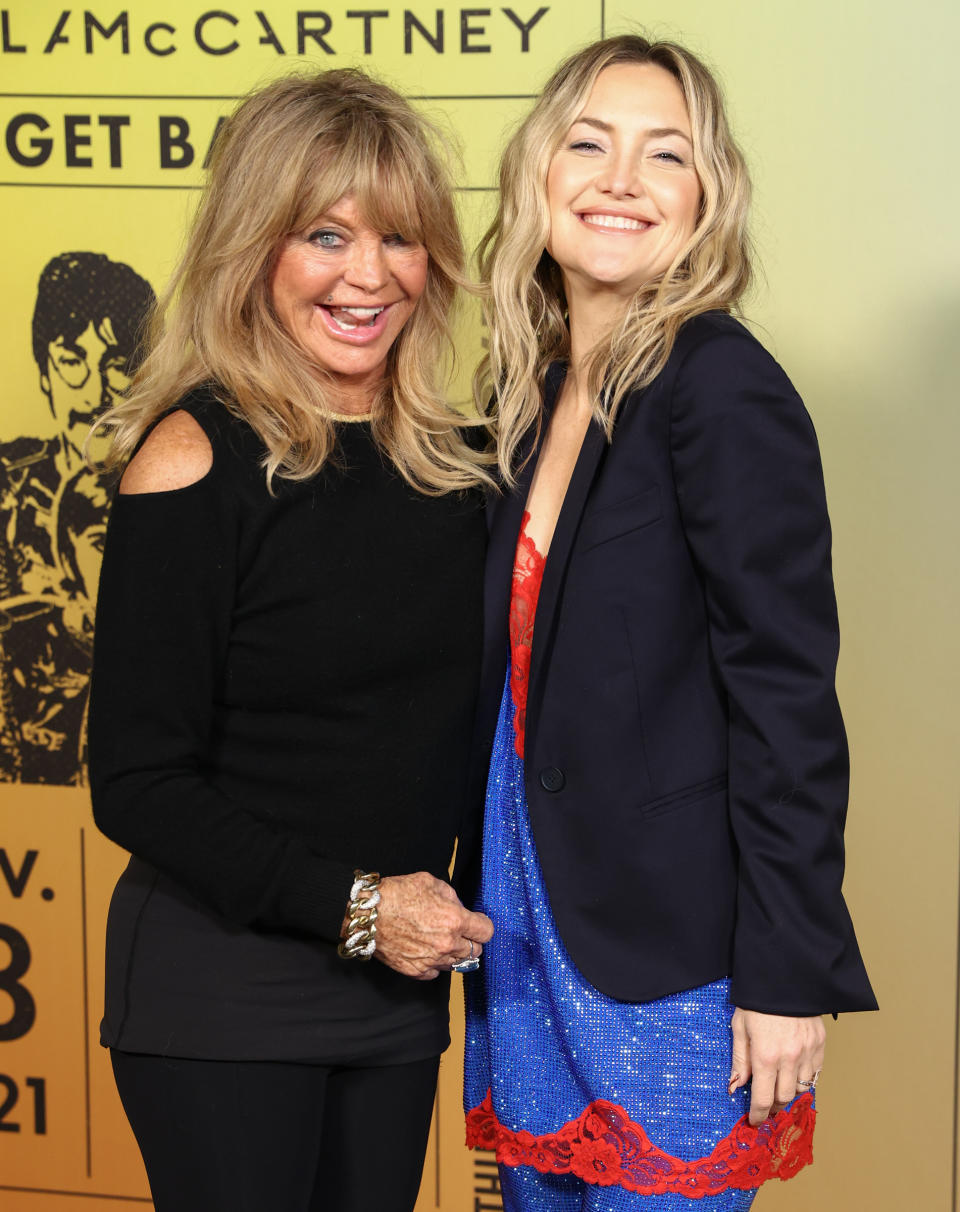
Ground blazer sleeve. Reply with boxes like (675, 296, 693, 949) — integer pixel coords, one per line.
(668, 324, 876, 1015)
(88, 467, 355, 943)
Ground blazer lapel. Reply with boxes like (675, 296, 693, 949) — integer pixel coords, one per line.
(481, 361, 569, 684)
(476, 364, 609, 764)
(525, 414, 609, 759)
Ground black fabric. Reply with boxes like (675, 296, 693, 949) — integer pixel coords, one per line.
(90, 388, 486, 1058)
(110, 1049, 439, 1212)
(456, 312, 876, 1016)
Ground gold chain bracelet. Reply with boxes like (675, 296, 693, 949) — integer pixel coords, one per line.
(336, 869, 381, 960)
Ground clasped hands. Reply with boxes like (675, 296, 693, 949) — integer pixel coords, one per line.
(341, 882, 825, 1122)
(728, 1007, 826, 1125)
(360, 871, 494, 980)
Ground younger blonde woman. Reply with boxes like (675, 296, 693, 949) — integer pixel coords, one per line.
(461, 35, 876, 1211)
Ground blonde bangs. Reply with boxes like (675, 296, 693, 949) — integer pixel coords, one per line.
(293, 133, 422, 245)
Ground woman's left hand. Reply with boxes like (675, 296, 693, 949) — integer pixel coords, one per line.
(728, 1008, 825, 1125)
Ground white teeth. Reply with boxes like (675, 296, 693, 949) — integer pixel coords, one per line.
(324, 304, 385, 331)
(582, 213, 647, 230)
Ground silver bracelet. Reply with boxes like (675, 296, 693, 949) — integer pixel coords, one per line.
(336, 869, 381, 960)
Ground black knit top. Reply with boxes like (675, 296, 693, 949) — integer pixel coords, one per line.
(89, 387, 486, 1062)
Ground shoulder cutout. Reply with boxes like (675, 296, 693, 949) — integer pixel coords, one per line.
(119, 410, 213, 495)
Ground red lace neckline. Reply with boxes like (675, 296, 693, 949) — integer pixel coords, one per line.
(465, 1089, 815, 1197)
(509, 511, 545, 759)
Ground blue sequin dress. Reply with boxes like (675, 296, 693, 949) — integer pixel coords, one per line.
(464, 520, 811, 1209)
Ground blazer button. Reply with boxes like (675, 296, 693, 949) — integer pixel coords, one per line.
(539, 766, 565, 792)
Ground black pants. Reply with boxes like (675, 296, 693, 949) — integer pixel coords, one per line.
(111, 1050, 440, 1212)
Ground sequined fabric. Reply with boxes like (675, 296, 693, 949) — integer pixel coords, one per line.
(463, 525, 814, 1209)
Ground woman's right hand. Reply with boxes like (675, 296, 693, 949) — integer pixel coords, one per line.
(365, 872, 494, 979)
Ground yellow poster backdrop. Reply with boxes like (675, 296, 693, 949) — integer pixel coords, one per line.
(2, 3, 958, 1211)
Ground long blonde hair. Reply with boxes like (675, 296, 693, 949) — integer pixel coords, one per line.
(477, 35, 753, 484)
(96, 68, 492, 494)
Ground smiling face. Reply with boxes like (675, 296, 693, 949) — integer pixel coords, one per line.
(269, 194, 429, 412)
(546, 62, 702, 311)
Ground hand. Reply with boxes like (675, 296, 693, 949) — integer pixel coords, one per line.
(366, 872, 494, 980)
(728, 1008, 825, 1126)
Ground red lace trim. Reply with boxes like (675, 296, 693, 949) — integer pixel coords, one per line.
(465, 1089, 815, 1197)
(509, 511, 546, 759)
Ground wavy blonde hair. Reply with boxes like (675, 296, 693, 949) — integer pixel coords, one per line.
(95, 68, 492, 494)
(477, 35, 753, 483)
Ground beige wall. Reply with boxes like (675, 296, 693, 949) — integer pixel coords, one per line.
(1, 1, 957, 1209)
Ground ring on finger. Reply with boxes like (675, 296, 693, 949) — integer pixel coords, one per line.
(451, 939, 480, 974)
(796, 1068, 822, 1092)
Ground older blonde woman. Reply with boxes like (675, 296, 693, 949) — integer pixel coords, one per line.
(89, 68, 493, 1212)
(460, 35, 876, 1210)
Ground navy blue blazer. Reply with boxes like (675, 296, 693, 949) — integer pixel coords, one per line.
(456, 311, 876, 1016)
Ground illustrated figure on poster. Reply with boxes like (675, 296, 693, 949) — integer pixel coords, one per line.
(0, 252, 155, 785)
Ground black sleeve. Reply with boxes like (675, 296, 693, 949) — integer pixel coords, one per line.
(669, 325, 876, 1015)
(88, 458, 355, 943)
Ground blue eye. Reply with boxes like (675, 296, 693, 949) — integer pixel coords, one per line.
(383, 232, 412, 247)
(307, 229, 342, 248)
(569, 139, 603, 153)
(653, 150, 685, 165)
